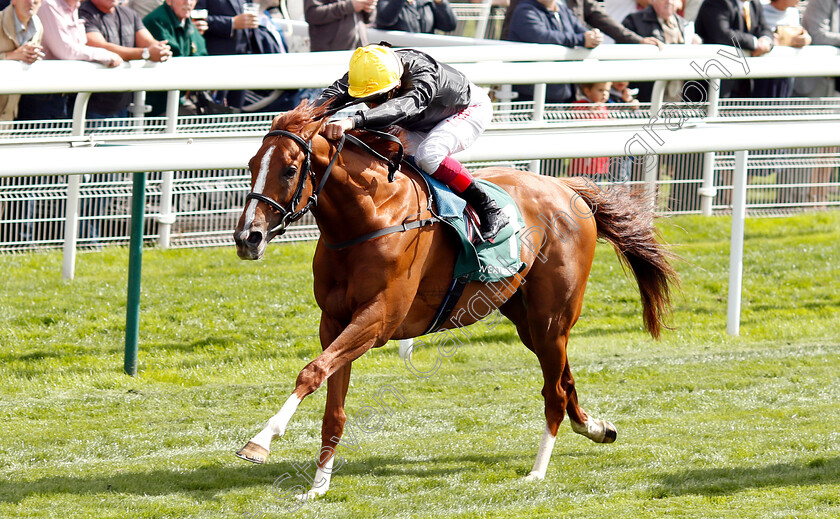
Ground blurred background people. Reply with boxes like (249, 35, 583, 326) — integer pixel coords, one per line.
(568, 81, 611, 176)
(251, 0, 286, 53)
(797, 0, 836, 206)
(753, 0, 809, 98)
(608, 80, 639, 183)
(1, 0, 43, 242)
(1, 0, 44, 120)
(624, 0, 706, 212)
(144, 0, 208, 56)
(196, 0, 258, 108)
(797, 0, 838, 97)
(505, 0, 602, 104)
(241, 0, 306, 111)
(80, 0, 172, 118)
(16, 0, 122, 120)
(622, 0, 688, 46)
(756, 0, 811, 206)
(143, 0, 210, 115)
(695, 0, 773, 97)
(78, 0, 171, 243)
(623, 0, 700, 102)
(305, 0, 375, 51)
(503, 0, 666, 46)
(603, 0, 647, 44)
(609, 80, 639, 105)
(195, 0, 289, 109)
(375, 0, 457, 34)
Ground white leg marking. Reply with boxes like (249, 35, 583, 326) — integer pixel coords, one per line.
(570, 415, 614, 443)
(302, 454, 334, 500)
(244, 145, 275, 228)
(250, 393, 301, 450)
(525, 424, 556, 481)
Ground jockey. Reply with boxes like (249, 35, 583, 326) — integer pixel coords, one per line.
(315, 44, 509, 242)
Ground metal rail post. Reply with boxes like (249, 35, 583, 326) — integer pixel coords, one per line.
(642, 80, 666, 206)
(62, 92, 92, 280)
(157, 90, 180, 248)
(699, 78, 721, 215)
(124, 168, 146, 376)
(529, 83, 547, 174)
(473, 0, 493, 39)
(727, 149, 748, 336)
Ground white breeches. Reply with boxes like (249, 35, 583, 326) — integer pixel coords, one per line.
(402, 83, 493, 173)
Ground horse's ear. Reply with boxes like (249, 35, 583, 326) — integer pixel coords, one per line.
(269, 114, 284, 131)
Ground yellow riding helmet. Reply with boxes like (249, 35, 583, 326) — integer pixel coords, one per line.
(347, 45, 403, 98)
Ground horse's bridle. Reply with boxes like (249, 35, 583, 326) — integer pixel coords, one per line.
(246, 129, 344, 235)
(245, 128, 404, 236)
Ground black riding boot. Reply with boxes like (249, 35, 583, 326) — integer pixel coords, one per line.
(460, 181, 509, 242)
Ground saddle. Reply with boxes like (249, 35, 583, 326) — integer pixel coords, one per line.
(418, 171, 526, 334)
(420, 171, 526, 283)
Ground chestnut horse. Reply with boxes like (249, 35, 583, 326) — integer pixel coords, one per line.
(233, 102, 678, 498)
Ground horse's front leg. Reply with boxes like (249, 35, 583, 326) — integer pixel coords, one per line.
(236, 296, 397, 465)
(304, 315, 350, 499)
(296, 360, 351, 500)
(236, 315, 338, 463)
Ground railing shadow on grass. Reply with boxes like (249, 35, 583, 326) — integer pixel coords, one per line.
(0, 452, 550, 504)
(650, 456, 840, 498)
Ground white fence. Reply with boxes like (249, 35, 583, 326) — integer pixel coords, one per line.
(2, 46, 840, 256)
(2, 43, 840, 335)
(0, 46, 840, 246)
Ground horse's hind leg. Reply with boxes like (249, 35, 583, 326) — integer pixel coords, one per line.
(504, 277, 616, 481)
(528, 330, 573, 480)
(524, 332, 615, 480)
(502, 293, 568, 480)
(564, 363, 617, 444)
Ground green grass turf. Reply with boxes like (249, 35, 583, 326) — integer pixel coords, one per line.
(0, 211, 838, 518)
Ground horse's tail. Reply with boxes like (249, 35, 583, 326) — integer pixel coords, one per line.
(566, 177, 679, 339)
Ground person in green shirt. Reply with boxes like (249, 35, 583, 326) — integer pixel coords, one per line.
(143, 0, 208, 114)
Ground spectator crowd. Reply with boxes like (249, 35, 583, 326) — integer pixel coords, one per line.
(3, 0, 840, 121)
(1, 0, 838, 219)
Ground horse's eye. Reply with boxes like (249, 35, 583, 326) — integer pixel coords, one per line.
(283, 166, 298, 178)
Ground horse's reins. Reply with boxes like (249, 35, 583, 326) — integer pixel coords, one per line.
(246, 127, 435, 243)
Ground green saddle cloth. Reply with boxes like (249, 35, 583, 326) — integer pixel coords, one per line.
(436, 180, 526, 283)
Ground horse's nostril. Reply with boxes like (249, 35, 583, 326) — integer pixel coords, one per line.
(247, 231, 263, 246)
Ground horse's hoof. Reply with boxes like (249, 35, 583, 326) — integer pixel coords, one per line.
(236, 442, 269, 464)
(298, 488, 328, 502)
(602, 421, 617, 443)
(524, 471, 545, 481)
(571, 417, 617, 444)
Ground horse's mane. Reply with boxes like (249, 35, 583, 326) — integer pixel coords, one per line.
(270, 100, 404, 161)
(270, 99, 328, 134)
